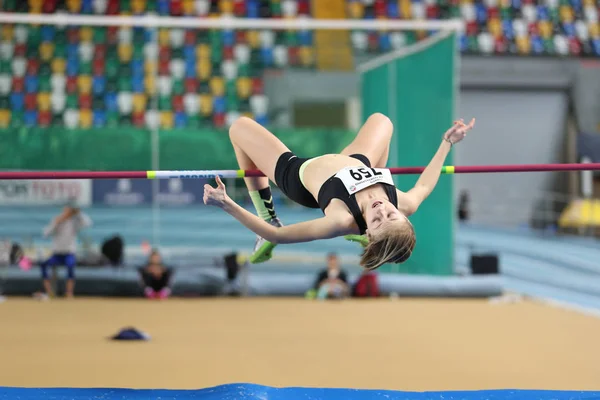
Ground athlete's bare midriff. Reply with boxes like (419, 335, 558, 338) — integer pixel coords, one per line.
(300, 154, 365, 199)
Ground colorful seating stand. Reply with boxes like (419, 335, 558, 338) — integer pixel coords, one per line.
(0, 0, 598, 129)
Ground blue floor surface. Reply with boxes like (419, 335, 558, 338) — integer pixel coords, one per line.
(0, 385, 599, 400)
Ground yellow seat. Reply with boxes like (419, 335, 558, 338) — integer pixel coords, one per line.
(488, 19, 502, 38)
(144, 60, 156, 75)
(538, 21, 553, 39)
(66, 0, 82, 13)
(242, 112, 254, 120)
(247, 30, 260, 48)
(400, 0, 411, 18)
(559, 5, 574, 23)
(589, 22, 600, 39)
(199, 94, 213, 116)
(219, 0, 233, 14)
(78, 75, 92, 94)
(39, 42, 55, 62)
(158, 28, 170, 46)
(0, 110, 10, 128)
(516, 36, 530, 54)
(51, 58, 66, 74)
(79, 109, 93, 129)
(144, 75, 156, 95)
(348, 2, 364, 18)
(118, 44, 133, 62)
(559, 199, 600, 227)
(132, 0, 146, 14)
(80, 27, 94, 43)
(132, 94, 147, 112)
(209, 77, 225, 96)
(299, 46, 313, 67)
(160, 111, 174, 129)
(28, 0, 43, 9)
(37, 93, 51, 111)
(183, 0, 195, 15)
(236, 77, 251, 99)
(196, 43, 210, 59)
(197, 58, 212, 81)
(1, 25, 14, 41)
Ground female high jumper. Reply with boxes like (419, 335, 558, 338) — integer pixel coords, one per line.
(203, 113, 475, 270)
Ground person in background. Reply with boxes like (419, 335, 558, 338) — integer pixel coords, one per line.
(40, 201, 92, 298)
(458, 190, 470, 222)
(312, 252, 350, 300)
(138, 249, 173, 299)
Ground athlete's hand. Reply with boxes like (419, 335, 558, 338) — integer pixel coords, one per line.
(443, 118, 475, 145)
(203, 175, 230, 208)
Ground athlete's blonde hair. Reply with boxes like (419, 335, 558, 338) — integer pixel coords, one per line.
(360, 220, 416, 270)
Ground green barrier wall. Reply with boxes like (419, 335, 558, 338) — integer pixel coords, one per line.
(0, 127, 357, 171)
(360, 33, 457, 275)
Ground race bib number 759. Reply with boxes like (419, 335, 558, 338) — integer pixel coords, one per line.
(335, 167, 394, 195)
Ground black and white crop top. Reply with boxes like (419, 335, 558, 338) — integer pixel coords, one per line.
(317, 166, 398, 234)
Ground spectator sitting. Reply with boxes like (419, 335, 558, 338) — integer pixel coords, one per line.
(138, 249, 174, 299)
(312, 253, 350, 300)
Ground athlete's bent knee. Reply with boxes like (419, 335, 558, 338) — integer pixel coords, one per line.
(367, 113, 393, 129)
(229, 116, 255, 142)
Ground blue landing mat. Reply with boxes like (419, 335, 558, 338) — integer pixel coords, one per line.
(1, 384, 600, 400)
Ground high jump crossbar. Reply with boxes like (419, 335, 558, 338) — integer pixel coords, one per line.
(0, 163, 598, 180)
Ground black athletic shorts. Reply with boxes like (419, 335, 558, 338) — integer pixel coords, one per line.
(274, 152, 371, 209)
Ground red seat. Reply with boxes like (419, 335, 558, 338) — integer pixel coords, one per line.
(569, 38, 581, 55)
(93, 58, 105, 75)
(172, 95, 184, 112)
(107, 0, 119, 15)
(79, 94, 92, 109)
(235, 31, 247, 44)
(27, 59, 40, 75)
(223, 46, 234, 60)
(14, 44, 26, 57)
(374, 0, 386, 17)
(66, 76, 78, 93)
(184, 30, 196, 46)
(213, 112, 225, 128)
(158, 59, 170, 75)
(107, 27, 119, 44)
(43, 0, 57, 13)
(426, 5, 439, 19)
(251, 77, 263, 94)
(170, 0, 183, 15)
(159, 46, 171, 61)
(12, 77, 24, 93)
(184, 78, 198, 93)
(132, 111, 145, 127)
(38, 110, 52, 127)
(25, 94, 37, 110)
(288, 46, 299, 66)
(94, 44, 106, 60)
(234, 0, 246, 17)
(67, 28, 79, 44)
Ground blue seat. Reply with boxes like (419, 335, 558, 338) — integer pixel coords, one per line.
(158, 0, 169, 15)
(261, 47, 274, 66)
(569, 0, 582, 12)
(104, 92, 118, 111)
(67, 44, 79, 60)
(41, 26, 56, 42)
(563, 23, 576, 38)
(93, 76, 106, 95)
(82, 0, 93, 13)
(387, 2, 399, 17)
(222, 30, 235, 47)
(378, 33, 391, 52)
(131, 59, 144, 77)
(592, 38, 600, 56)
(66, 58, 79, 76)
(25, 75, 39, 93)
(10, 93, 24, 111)
(144, 28, 154, 43)
(298, 31, 313, 46)
(502, 20, 514, 40)
(512, 0, 521, 9)
(459, 34, 469, 52)
(93, 110, 107, 127)
(531, 35, 544, 54)
(247, 0, 259, 18)
(255, 113, 268, 127)
(213, 96, 226, 114)
(24, 110, 38, 127)
(537, 5, 549, 20)
(185, 59, 196, 78)
(174, 111, 187, 128)
(476, 3, 487, 24)
(184, 45, 196, 61)
(132, 75, 144, 93)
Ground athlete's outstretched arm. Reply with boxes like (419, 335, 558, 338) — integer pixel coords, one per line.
(204, 176, 343, 244)
(401, 119, 475, 213)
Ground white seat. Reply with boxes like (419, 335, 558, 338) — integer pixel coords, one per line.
(169, 59, 185, 80)
(259, 30, 275, 48)
(158, 76, 173, 96)
(0, 74, 10, 95)
(221, 60, 238, 81)
(51, 74, 66, 93)
(78, 42, 94, 62)
(92, 0, 108, 14)
(553, 34, 569, 55)
(226, 111, 241, 127)
(118, 27, 133, 44)
(51, 92, 66, 113)
(477, 32, 494, 54)
(63, 109, 79, 129)
(249, 94, 268, 116)
(145, 110, 159, 129)
(390, 32, 407, 49)
(117, 92, 133, 114)
(522, 4, 538, 23)
(273, 45, 288, 67)
(234, 44, 251, 64)
(183, 93, 199, 115)
(144, 43, 158, 60)
(194, 0, 210, 16)
(282, 0, 298, 17)
(12, 58, 26, 77)
(351, 31, 368, 51)
(14, 25, 28, 44)
(169, 28, 185, 48)
(0, 41, 14, 61)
